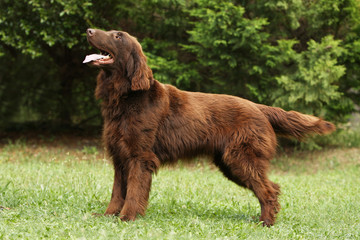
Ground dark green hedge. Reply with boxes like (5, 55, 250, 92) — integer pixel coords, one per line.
(1, 0, 359, 128)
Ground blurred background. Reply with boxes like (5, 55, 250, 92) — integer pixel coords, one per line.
(0, 0, 359, 147)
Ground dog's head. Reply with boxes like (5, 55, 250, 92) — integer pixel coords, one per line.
(85, 28, 153, 91)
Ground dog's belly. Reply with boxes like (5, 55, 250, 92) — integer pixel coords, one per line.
(152, 138, 213, 163)
(152, 124, 222, 164)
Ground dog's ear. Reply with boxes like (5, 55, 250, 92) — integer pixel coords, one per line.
(126, 46, 154, 91)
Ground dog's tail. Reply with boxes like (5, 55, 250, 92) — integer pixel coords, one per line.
(256, 104, 336, 140)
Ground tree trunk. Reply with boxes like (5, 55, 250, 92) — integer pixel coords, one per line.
(58, 63, 73, 126)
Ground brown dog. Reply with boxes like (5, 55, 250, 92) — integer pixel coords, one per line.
(85, 28, 335, 226)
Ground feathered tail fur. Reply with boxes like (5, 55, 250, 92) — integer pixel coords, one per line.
(256, 104, 336, 140)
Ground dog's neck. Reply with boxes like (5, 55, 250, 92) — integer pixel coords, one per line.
(95, 69, 131, 101)
(96, 69, 158, 119)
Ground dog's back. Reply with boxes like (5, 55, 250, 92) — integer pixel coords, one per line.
(153, 83, 277, 163)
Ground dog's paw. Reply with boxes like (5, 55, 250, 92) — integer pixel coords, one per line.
(104, 208, 121, 216)
(260, 218, 274, 227)
(120, 214, 136, 221)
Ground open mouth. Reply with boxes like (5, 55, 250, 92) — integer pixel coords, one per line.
(83, 50, 114, 65)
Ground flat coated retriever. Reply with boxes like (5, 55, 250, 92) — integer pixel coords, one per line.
(84, 28, 335, 226)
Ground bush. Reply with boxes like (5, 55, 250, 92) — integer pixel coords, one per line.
(0, 0, 359, 128)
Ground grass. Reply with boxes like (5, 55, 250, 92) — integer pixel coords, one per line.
(1, 137, 360, 239)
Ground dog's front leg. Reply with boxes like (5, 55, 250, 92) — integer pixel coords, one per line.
(104, 164, 127, 215)
(119, 152, 159, 221)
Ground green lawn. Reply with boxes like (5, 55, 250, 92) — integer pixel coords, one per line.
(1, 138, 359, 239)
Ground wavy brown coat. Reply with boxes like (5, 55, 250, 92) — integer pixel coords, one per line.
(85, 29, 335, 226)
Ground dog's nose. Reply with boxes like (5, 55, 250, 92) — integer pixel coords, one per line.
(87, 28, 95, 36)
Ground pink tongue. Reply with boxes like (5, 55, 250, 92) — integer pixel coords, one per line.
(83, 54, 105, 63)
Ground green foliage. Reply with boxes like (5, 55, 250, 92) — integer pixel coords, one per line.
(0, 53, 59, 125)
(0, 0, 112, 126)
(142, 39, 201, 89)
(273, 36, 346, 116)
(82, 145, 99, 155)
(184, 1, 271, 96)
(0, 0, 95, 56)
(183, 0, 355, 121)
(1, 0, 360, 128)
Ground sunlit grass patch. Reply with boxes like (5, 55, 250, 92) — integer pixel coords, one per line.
(1, 139, 359, 239)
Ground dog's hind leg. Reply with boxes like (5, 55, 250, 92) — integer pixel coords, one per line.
(214, 139, 280, 226)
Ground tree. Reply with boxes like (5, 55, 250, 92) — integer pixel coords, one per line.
(0, 0, 115, 126)
(183, 0, 359, 120)
(1, 0, 359, 129)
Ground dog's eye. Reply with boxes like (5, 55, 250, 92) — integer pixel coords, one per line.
(115, 33, 122, 40)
